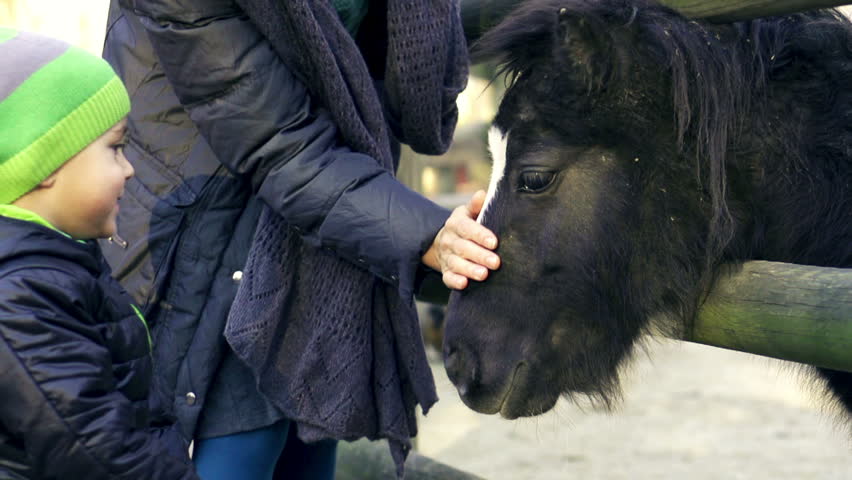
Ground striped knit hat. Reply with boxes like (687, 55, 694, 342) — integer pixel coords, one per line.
(0, 28, 130, 204)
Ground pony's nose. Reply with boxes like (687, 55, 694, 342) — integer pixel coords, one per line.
(444, 342, 478, 398)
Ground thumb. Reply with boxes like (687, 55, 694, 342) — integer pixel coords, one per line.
(467, 190, 488, 218)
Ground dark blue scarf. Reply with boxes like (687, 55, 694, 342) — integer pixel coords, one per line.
(225, 0, 468, 475)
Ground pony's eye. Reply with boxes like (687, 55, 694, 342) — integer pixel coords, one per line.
(518, 169, 557, 193)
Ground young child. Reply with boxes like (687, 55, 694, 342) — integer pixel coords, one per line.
(0, 28, 198, 479)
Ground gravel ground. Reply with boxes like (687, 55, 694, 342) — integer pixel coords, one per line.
(414, 340, 852, 479)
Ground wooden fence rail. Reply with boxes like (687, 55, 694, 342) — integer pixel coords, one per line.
(689, 261, 852, 372)
(461, 0, 852, 44)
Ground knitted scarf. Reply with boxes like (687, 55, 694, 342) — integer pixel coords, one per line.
(224, 0, 468, 475)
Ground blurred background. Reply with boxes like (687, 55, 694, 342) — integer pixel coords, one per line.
(4, 1, 850, 478)
(0, 0, 110, 54)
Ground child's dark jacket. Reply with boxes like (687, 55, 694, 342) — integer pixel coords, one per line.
(0, 216, 197, 479)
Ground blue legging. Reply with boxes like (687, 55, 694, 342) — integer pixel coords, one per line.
(193, 419, 337, 480)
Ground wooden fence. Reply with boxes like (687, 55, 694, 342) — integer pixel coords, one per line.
(461, 0, 852, 43)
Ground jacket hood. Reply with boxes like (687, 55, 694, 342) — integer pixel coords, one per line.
(0, 216, 103, 274)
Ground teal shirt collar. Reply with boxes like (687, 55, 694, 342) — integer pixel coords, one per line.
(333, 0, 369, 35)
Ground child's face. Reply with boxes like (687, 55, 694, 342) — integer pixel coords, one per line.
(47, 119, 134, 239)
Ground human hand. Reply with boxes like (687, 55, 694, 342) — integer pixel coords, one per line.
(422, 190, 501, 290)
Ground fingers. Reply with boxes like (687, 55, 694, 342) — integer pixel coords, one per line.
(443, 234, 500, 272)
(440, 208, 500, 268)
(446, 203, 498, 251)
(438, 241, 496, 290)
(430, 196, 501, 290)
(442, 270, 468, 290)
(420, 191, 502, 290)
(444, 249, 490, 281)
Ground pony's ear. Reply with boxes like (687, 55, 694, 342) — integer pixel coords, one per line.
(556, 7, 616, 91)
(470, 5, 561, 67)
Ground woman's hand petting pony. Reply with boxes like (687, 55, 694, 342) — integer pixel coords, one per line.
(423, 190, 501, 290)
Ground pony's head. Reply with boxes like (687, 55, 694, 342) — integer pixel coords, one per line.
(442, 0, 838, 418)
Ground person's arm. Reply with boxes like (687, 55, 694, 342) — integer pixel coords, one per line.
(119, 0, 498, 290)
(0, 270, 198, 480)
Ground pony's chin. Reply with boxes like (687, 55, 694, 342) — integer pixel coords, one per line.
(456, 363, 560, 418)
(459, 389, 559, 419)
(498, 391, 560, 419)
(497, 365, 561, 418)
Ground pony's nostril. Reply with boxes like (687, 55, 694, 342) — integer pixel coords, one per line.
(457, 381, 469, 397)
(444, 344, 457, 361)
(443, 342, 478, 398)
(444, 347, 461, 382)
(457, 363, 478, 397)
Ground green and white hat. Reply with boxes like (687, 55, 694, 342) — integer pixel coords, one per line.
(0, 28, 130, 204)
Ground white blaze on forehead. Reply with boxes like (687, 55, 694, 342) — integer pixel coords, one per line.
(479, 125, 508, 223)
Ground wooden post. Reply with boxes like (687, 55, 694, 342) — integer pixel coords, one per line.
(663, 0, 851, 21)
(687, 261, 852, 372)
(461, 0, 852, 44)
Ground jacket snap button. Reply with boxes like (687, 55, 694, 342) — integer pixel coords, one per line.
(108, 234, 128, 249)
(186, 392, 197, 405)
(232, 271, 243, 283)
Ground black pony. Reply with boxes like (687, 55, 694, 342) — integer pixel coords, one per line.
(443, 0, 851, 421)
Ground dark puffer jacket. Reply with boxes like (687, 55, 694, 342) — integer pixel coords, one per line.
(0, 216, 197, 480)
(101, 0, 450, 440)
